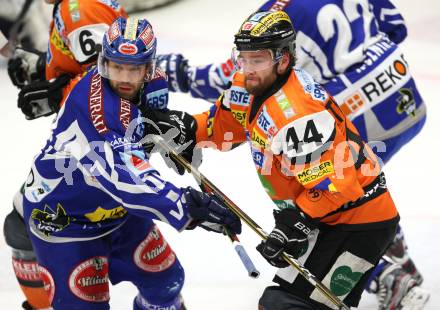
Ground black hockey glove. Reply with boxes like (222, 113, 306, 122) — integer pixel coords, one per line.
(142, 107, 202, 175)
(8, 46, 46, 88)
(17, 74, 71, 120)
(256, 208, 315, 268)
(156, 53, 189, 93)
(184, 187, 241, 234)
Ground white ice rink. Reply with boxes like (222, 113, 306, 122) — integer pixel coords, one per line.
(1, 0, 439, 309)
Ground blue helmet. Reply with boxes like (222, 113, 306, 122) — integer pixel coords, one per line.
(102, 17, 157, 65)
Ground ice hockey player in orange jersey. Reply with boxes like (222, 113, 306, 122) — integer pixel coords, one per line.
(147, 11, 400, 309)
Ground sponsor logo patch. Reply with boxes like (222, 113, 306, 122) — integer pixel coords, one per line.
(340, 92, 365, 116)
(360, 55, 409, 103)
(146, 88, 168, 109)
(107, 20, 121, 44)
(134, 226, 176, 272)
(118, 43, 138, 55)
(119, 98, 132, 130)
(69, 257, 109, 302)
(138, 25, 155, 48)
(229, 87, 251, 106)
(84, 206, 127, 222)
(38, 265, 55, 304)
(330, 266, 363, 296)
(231, 110, 246, 126)
(12, 258, 41, 282)
(296, 161, 334, 185)
(89, 73, 108, 134)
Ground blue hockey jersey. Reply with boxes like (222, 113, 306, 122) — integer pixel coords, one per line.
(23, 69, 192, 242)
(187, 0, 425, 163)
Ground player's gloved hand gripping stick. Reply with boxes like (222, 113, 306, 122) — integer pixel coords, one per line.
(149, 135, 350, 310)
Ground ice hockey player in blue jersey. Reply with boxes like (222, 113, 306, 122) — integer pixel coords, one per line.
(156, 0, 429, 309)
(20, 16, 241, 310)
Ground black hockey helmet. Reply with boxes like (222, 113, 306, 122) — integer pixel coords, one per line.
(234, 11, 296, 65)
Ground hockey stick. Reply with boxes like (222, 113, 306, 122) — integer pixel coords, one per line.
(151, 135, 350, 310)
(198, 181, 260, 279)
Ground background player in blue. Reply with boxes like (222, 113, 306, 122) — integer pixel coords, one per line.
(21, 16, 241, 310)
(155, 0, 429, 309)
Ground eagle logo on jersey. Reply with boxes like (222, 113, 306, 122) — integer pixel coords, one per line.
(31, 203, 72, 236)
(396, 88, 416, 117)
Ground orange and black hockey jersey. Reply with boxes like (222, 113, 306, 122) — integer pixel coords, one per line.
(46, 0, 126, 80)
(194, 69, 399, 230)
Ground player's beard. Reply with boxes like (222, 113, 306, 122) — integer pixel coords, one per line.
(244, 67, 277, 96)
(110, 81, 143, 101)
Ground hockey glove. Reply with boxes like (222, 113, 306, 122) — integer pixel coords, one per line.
(8, 46, 46, 88)
(256, 208, 315, 268)
(17, 74, 71, 120)
(184, 187, 241, 234)
(156, 53, 189, 93)
(143, 107, 202, 175)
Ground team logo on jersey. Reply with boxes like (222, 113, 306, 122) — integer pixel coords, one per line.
(31, 204, 72, 236)
(69, 256, 110, 302)
(118, 43, 138, 55)
(396, 88, 416, 117)
(89, 73, 108, 134)
(84, 206, 127, 222)
(134, 225, 176, 272)
(38, 265, 55, 304)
